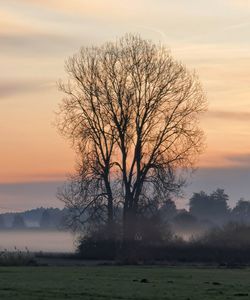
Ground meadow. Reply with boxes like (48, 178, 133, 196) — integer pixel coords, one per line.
(0, 266, 249, 299)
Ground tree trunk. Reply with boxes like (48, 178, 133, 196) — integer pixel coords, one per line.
(103, 176, 115, 240)
(122, 202, 138, 263)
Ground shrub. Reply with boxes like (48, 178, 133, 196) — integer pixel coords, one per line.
(198, 222, 250, 249)
(0, 248, 36, 266)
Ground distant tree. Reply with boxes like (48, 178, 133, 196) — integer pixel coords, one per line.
(232, 198, 250, 223)
(210, 188, 229, 215)
(0, 215, 5, 229)
(189, 189, 230, 223)
(12, 215, 26, 229)
(40, 210, 53, 229)
(22, 207, 45, 224)
(189, 191, 210, 218)
(159, 199, 177, 221)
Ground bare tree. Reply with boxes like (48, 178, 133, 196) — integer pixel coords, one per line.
(56, 34, 207, 244)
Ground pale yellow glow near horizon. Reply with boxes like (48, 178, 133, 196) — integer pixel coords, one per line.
(1, 0, 250, 183)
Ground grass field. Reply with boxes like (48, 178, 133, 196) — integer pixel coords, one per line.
(0, 266, 249, 299)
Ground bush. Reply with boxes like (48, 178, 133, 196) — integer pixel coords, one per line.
(77, 222, 250, 265)
(77, 223, 122, 260)
(198, 222, 250, 249)
(77, 222, 175, 261)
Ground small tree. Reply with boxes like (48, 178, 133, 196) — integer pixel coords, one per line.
(232, 199, 250, 224)
(159, 199, 177, 222)
(189, 191, 210, 218)
(189, 189, 230, 224)
(57, 34, 206, 248)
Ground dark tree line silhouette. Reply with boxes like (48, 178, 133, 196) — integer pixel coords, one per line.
(75, 188, 250, 262)
(189, 189, 250, 225)
(0, 190, 248, 233)
(158, 189, 250, 237)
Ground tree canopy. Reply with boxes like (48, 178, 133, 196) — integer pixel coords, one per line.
(189, 189, 230, 223)
(57, 34, 206, 244)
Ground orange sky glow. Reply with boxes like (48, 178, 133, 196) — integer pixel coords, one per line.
(1, 0, 250, 210)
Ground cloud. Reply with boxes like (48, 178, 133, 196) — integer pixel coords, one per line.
(0, 80, 55, 98)
(2, 0, 161, 24)
(0, 181, 64, 212)
(225, 153, 250, 165)
(0, 32, 82, 56)
(14, 0, 182, 18)
(205, 110, 250, 121)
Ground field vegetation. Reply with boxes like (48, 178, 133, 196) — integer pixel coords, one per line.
(0, 266, 249, 300)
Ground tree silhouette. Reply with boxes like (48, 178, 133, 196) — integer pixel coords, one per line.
(189, 189, 229, 223)
(159, 199, 177, 221)
(57, 34, 206, 245)
(232, 198, 250, 223)
(189, 191, 210, 219)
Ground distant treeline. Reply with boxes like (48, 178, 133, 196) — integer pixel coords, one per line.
(0, 208, 68, 230)
(1, 188, 250, 233)
(163, 188, 250, 238)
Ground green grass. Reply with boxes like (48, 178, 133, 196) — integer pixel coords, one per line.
(0, 266, 249, 299)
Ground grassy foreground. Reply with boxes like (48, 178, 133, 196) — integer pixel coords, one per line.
(0, 266, 249, 299)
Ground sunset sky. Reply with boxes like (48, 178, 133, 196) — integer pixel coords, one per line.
(1, 0, 250, 211)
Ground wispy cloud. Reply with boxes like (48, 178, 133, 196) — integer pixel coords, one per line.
(0, 33, 82, 56)
(206, 110, 250, 121)
(225, 153, 250, 166)
(0, 80, 55, 98)
(0, 180, 64, 211)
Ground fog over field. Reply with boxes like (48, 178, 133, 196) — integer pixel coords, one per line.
(0, 231, 74, 252)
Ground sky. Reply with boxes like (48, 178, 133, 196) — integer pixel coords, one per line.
(1, 0, 250, 211)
